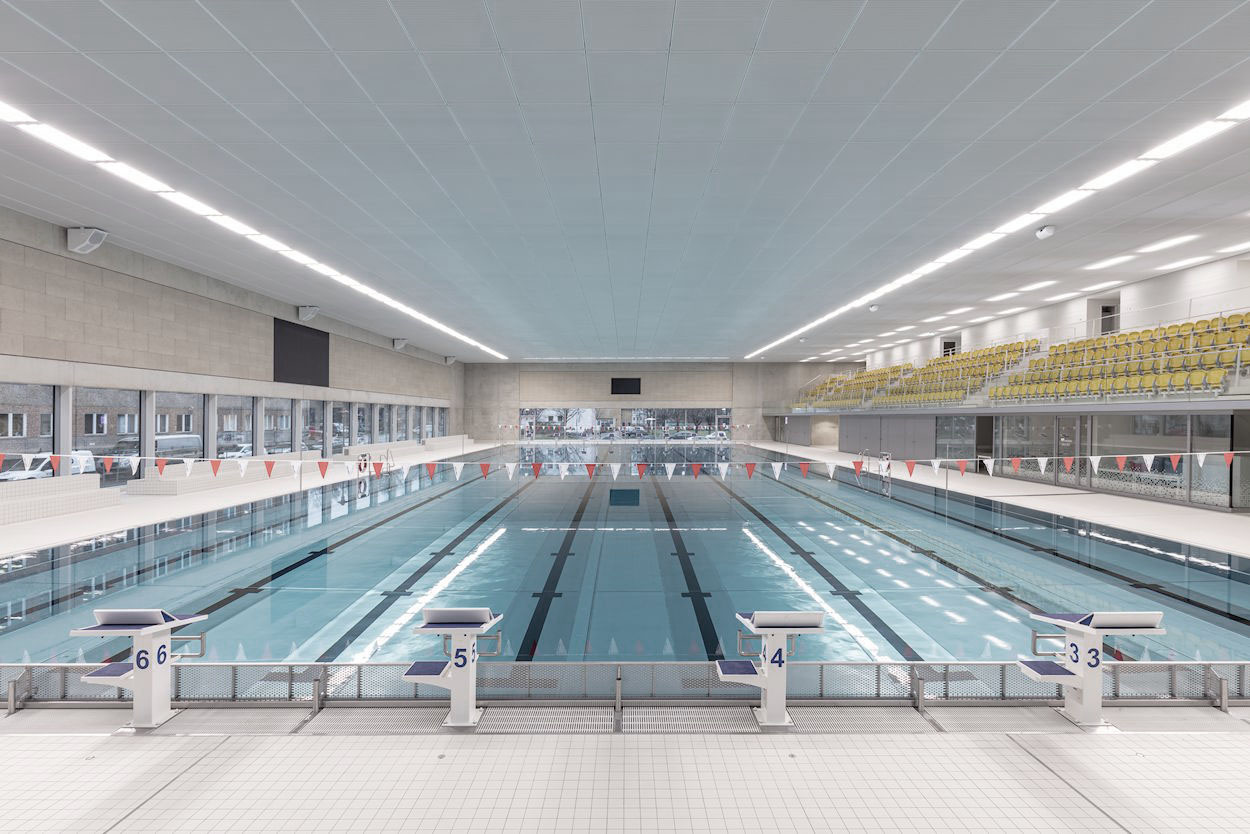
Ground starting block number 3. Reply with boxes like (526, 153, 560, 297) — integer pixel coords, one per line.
(1068, 642, 1100, 668)
(135, 644, 169, 670)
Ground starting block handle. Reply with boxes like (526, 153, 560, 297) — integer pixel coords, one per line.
(1030, 629, 1065, 658)
(736, 632, 799, 658)
(476, 633, 502, 657)
(173, 632, 207, 659)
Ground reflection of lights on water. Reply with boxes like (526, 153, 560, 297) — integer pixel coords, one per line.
(984, 634, 1010, 649)
(919, 596, 940, 607)
(893, 580, 910, 588)
(914, 568, 932, 577)
(944, 611, 966, 623)
(875, 569, 892, 578)
(994, 610, 1020, 623)
(353, 527, 507, 662)
(1084, 529, 1222, 572)
(742, 527, 890, 661)
(964, 594, 989, 606)
(935, 579, 955, 588)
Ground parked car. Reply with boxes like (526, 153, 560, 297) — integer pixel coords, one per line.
(0, 449, 96, 481)
(700, 431, 729, 442)
(668, 431, 695, 441)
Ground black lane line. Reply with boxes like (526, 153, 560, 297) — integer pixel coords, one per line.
(316, 479, 535, 663)
(765, 475, 1151, 661)
(515, 477, 598, 661)
(651, 478, 723, 661)
(101, 475, 488, 662)
(708, 478, 923, 662)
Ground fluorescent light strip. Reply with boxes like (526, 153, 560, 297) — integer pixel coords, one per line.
(984, 292, 1018, 302)
(746, 90, 1250, 359)
(1080, 280, 1122, 291)
(945, 307, 973, 315)
(1157, 256, 1210, 271)
(895, 325, 915, 331)
(997, 307, 1026, 315)
(968, 315, 993, 323)
(921, 315, 945, 322)
(1018, 280, 1056, 291)
(1137, 234, 1199, 253)
(1047, 292, 1081, 301)
(0, 97, 509, 360)
(1217, 240, 1250, 253)
(937, 325, 959, 331)
(1083, 255, 1135, 270)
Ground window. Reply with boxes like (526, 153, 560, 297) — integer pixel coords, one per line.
(116, 413, 138, 435)
(39, 413, 52, 437)
(216, 395, 252, 458)
(301, 400, 324, 452)
(83, 413, 107, 435)
(175, 413, 193, 433)
(264, 398, 293, 453)
(156, 414, 169, 434)
(0, 413, 26, 438)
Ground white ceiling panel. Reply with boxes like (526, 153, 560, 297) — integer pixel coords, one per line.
(1, 0, 1249, 361)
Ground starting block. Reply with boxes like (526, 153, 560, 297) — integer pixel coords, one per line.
(716, 611, 824, 728)
(70, 609, 207, 728)
(1019, 610, 1164, 726)
(402, 607, 502, 727)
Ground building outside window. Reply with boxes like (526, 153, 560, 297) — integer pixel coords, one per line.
(376, 404, 391, 443)
(355, 404, 372, 445)
(438, 407, 447, 437)
(216, 395, 252, 458)
(154, 392, 204, 459)
(0, 413, 28, 438)
(264, 398, 293, 453)
(74, 387, 141, 487)
(331, 402, 350, 454)
(39, 413, 52, 437)
(302, 400, 325, 453)
(395, 405, 409, 442)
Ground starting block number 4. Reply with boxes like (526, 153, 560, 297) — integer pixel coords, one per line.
(135, 644, 169, 670)
(769, 648, 785, 668)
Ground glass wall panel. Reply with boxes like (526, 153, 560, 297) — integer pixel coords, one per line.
(438, 407, 447, 437)
(0, 384, 53, 479)
(1056, 416, 1080, 487)
(331, 402, 350, 454)
(73, 387, 140, 486)
(423, 407, 434, 440)
(216, 395, 252, 458)
(1191, 414, 1232, 507)
(1091, 414, 1188, 503)
(995, 415, 1053, 483)
(355, 403, 372, 445)
(395, 405, 408, 442)
(414, 406, 424, 442)
(264, 398, 293, 453)
(376, 404, 392, 443)
(935, 415, 975, 460)
(302, 400, 324, 453)
(154, 392, 203, 459)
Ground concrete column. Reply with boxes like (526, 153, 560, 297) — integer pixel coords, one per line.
(140, 389, 156, 476)
(204, 394, 218, 459)
(53, 385, 73, 476)
(252, 396, 265, 456)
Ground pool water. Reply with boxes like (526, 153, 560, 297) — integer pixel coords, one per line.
(5, 444, 1250, 666)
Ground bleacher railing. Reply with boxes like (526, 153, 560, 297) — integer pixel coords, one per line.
(2, 660, 1244, 707)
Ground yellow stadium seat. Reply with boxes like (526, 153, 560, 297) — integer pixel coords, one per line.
(1166, 324, 1180, 337)
(1195, 319, 1211, 333)
(1112, 376, 1127, 394)
(1183, 354, 1199, 371)
(1206, 368, 1226, 390)
(1140, 372, 1155, 392)
(1179, 322, 1194, 337)
(1126, 375, 1141, 394)
(1077, 380, 1090, 395)
(1170, 371, 1188, 391)
(1227, 313, 1245, 329)
(1201, 351, 1217, 369)
(1219, 349, 1236, 367)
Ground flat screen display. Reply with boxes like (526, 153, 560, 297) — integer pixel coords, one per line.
(611, 377, 641, 395)
(273, 319, 329, 387)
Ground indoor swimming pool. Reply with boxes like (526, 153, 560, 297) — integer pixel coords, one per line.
(4, 443, 1250, 668)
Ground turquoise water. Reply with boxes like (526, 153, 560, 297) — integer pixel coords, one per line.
(4, 443, 1250, 666)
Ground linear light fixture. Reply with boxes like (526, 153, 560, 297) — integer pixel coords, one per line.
(1217, 240, 1250, 253)
(1046, 291, 1081, 301)
(985, 292, 1018, 302)
(895, 325, 915, 331)
(1157, 256, 1210, 271)
(1018, 280, 1056, 291)
(745, 89, 1250, 359)
(937, 325, 959, 331)
(997, 307, 1026, 315)
(1136, 234, 1199, 253)
(945, 306, 973, 315)
(1080, 280, 1122, 292)
(1084, 255, 1135, 270)
(0, 96, 509, 360)
(967, 315, 994, 323)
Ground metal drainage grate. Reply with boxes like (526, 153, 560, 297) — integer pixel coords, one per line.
(476, 707, 614, 734)
(622, 706, 759, 734)
(153, 709, 310, 735)
(788, 706, 937, 734)
(301, 708, 448, 735)
(926, 706, 1080, 733)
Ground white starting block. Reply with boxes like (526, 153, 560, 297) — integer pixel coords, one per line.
(1019, 610, 1165, 726)
(402, 607, 502, 728)
(70, 609, 207, 728)
(716, 611, 824, 729)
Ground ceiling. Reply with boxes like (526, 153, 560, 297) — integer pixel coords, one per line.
(2, 1, 1250, 362)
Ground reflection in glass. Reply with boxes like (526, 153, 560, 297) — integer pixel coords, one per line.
(73, 387, 141, 486)
(217, 395, 253, 459)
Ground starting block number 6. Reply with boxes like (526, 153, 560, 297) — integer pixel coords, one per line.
(135, 645, 169, 670)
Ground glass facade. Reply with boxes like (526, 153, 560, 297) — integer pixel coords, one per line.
(154, 392, 203, 459)
(264, 398, 292, 453)
(302, 400, 325, 452)
(73, 387, 140, 486)
(395, 405, 408, 442)
(216, 395, 252, 459)
(0, 383, 53, 478)
(516, 407, 733, 440)
(354, 403, 372, 445)
(437, 407, 447, 437)
(376, 404, 392, 443)
(934, 415, 975, 460)
(994, 415, 1052, 482)
(331, 402, 350, 454)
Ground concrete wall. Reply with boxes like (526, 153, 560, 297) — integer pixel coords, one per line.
(0, 203, 461, 423)
(463, 361, 836, 443)
(866, 252, 1250, 369)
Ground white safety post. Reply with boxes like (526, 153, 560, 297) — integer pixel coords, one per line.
(402, 607, 502, 728)
(1020, 611, 1164, 726)
(70, 609, 207, 729)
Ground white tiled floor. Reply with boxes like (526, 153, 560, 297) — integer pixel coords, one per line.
(4, 706, 1250, 831)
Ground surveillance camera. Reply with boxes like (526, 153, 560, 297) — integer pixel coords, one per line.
(868, 304, 880, 312)
(1035, 225, 1056, 240)
(798, 337, 807, 343)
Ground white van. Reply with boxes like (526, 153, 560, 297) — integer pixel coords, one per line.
(0, 450, 97, 481)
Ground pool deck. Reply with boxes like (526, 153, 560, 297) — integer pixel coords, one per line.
(4, 705, 1250, 832)
(751, 441, 1250, 559)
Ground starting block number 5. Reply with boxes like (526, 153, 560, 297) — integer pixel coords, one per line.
(135, 644, 169, 670)
(453, 645, 478, 668)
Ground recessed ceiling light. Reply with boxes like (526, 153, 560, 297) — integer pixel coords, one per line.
(799, 356, 818, 362)
(934, 248, 974, 264)
(1079, 159, 1157, 190)
(921, 315, 945, 322)
(1156, 256, 1210, 271)
(916, 331, 937, 337)
(984, 292, 1019, 302)
(306, 262, 341, 278)
(937, 325, 959, 331)
(157, 191, 219, 216)
(1080, 280, 1123, 291)
(877, 331, 896, 337)
(1046, 292, 1081, 301)
(997, 307, 1026, 315)
(1217, 240, 1250, 253)
(246, 234, 291, 252)
(968, 315, 994, 323)
(1018, 280, 1057, 291)
(278, 249, 316, 265)
(824, 357, 843, 362)
(1136, 234, 1199, 253)
(895, 325, 915, 331)
(1034, 189, 1094, 214)
(17, 123, 112, 162)
(1140, 120, 1237, 160)
(1219, 98, 1250, 120)
(961, 232, 1004, 251)
(994, 213, 1046, 235)
(945, 307, 973, 315)
(205, 214, 259, 235)
(0, 101, 35, 123)
(1083, 255, 1136, 270)
(96, 161, 172, 192)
